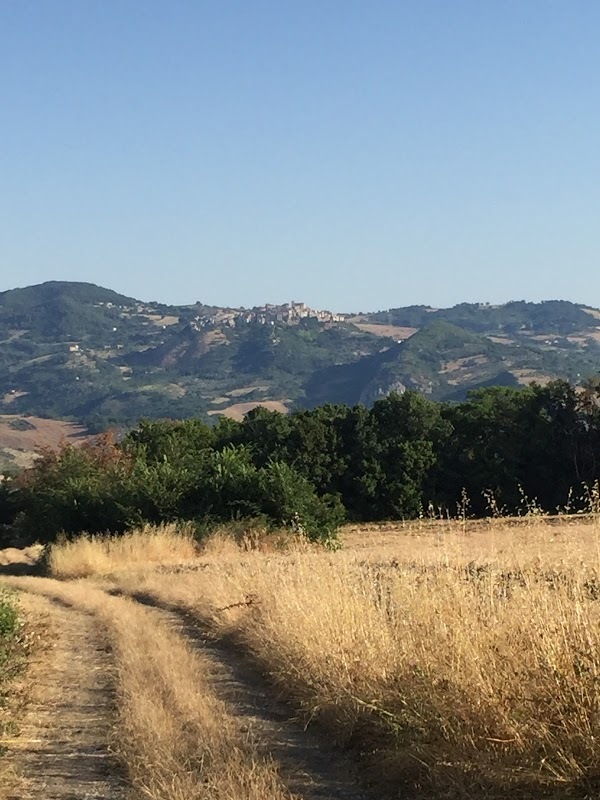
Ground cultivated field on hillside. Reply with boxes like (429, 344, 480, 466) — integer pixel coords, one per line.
(349, 321, 419, 340)
(0, 414, 89, 472)
(2, 518, 600, 799)
(0, 415, 88, 451)
(206, 399, 290, 420)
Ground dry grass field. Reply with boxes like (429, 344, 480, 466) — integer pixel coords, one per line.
(3, 517, 600, 798)
(0, 415, 90, 474)
(0, 415, 88, 452)
(47, 525, 198, 579)
(206, 399, 290, 420)
(350, 322, 419, 340)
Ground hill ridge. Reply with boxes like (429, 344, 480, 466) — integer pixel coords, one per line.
(0, 281, 598, 443)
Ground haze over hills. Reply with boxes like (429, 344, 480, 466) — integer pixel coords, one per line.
(1, 281, 600, 469)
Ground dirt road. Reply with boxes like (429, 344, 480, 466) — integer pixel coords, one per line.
(1, 577, 369, 800)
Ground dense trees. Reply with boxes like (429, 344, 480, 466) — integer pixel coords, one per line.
(434, 381, 600, 514)
(3, 379, 600, 543)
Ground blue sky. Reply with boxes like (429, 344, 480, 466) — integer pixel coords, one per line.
(1, 1, 599, 311)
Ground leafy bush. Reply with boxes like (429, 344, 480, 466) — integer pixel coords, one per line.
(13, 434, 135, 541)
(257, 461, 345, 542)
(0, 592, 21, 678)
(12, 434, 342, 544)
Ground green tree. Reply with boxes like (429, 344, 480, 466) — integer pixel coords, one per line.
(123, 418, 214, 466)
(370, 391, 450, 518)
(314, 404, 382, 520)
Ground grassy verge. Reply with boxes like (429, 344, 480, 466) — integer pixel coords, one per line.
(0, 589, 27, 796)
(0, 590, 24, 722)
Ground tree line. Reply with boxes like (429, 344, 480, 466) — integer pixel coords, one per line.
(2, 379, 600, 543)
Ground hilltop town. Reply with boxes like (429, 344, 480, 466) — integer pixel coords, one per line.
(189, 301, 345, 331)
(93, 298, 346, 331)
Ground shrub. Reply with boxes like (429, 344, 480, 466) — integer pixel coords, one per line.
(7, 418, 35, 432)
(12, 437, 343, 544)
(257, 461, 345, 542)
(0, 591, 21, 678)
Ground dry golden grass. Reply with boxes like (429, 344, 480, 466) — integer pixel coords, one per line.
(350, 322, 419, 340)
(340, 515, 600, 568)
(47, 524, 199, 579)
(95, 517, 600, 798)
(0, 414, 88, 451)
(10, 576, 289, 800)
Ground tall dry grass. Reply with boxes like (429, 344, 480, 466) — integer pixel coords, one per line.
(10, 576, 289, 800)
(47, 524, 198, 579)
(104, 519, 600, 798)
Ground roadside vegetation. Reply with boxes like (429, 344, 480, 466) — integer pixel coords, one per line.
(47, 524, 198, 580)
(0, 591, 21, 689)
(0, 589, 26, 796)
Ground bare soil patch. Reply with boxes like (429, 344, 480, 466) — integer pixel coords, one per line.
(582, 307, 600, 321)
(440, 354, 489, 373)
(202, 329, 229, 347)
(510, 369, 555, 386)
(486, 335, 517, 344)
(1, 392, 29, 407)
(227, 386, 269, 398)
(145, 314, 179, 326)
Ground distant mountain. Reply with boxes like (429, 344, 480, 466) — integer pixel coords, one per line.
(1, 282, 599, 442)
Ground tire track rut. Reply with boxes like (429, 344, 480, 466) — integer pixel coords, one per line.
(117, 590, 369, 800)
(4, 592, 126, 800)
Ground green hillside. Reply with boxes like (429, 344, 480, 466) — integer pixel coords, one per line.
(1, 282, 599, 434)
(368, 299, 599, 335)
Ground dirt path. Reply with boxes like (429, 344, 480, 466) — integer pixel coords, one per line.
(120, 591, 369, 800)
(4, 591, 126, 800)
(3, 578, 369, 800)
